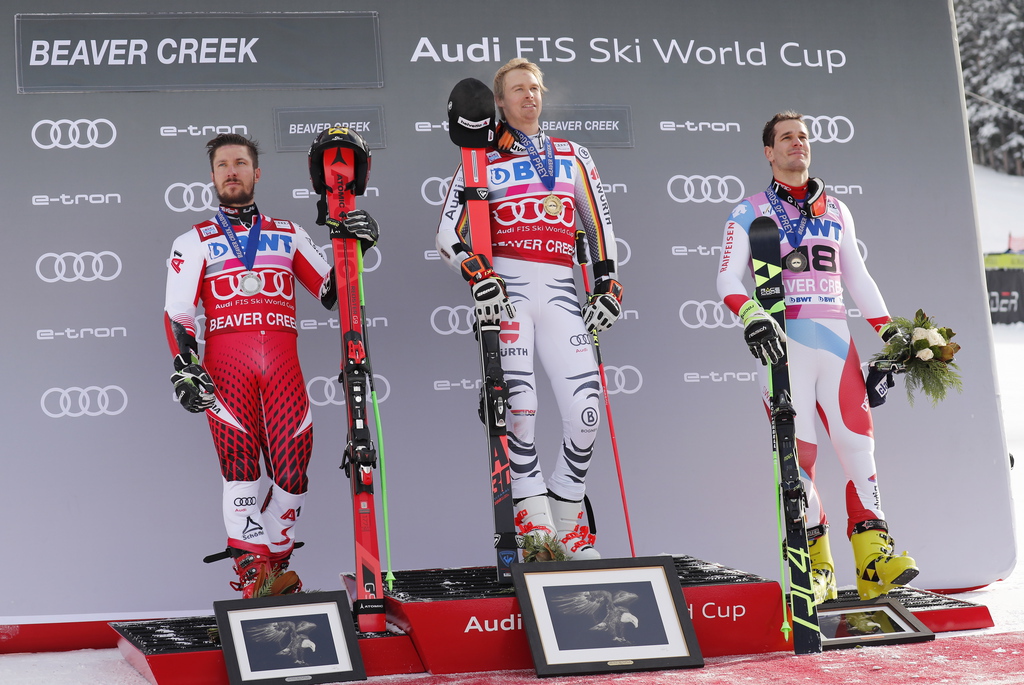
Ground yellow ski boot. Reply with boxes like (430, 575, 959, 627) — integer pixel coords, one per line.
(851, 520, 919, 600)
(807, 524, 838, 605)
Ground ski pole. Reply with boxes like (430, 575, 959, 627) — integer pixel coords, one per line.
(357, 244, 395, 592)
(574, 230, 636, 558)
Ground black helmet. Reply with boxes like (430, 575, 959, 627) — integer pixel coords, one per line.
(308, 127, 371, 196)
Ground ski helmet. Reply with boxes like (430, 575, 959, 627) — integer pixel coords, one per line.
(308, 127, 371, 196)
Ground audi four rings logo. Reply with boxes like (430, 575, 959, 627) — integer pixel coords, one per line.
(234, 497, 257, 507)
(603, 365, 643, 395)
(569, 333, 593, 346)
(667, 175, 745, 204)
(679, 300, 742, 329)
(36, 251, 122, 283)
(307, 374, 391, 406)
(165, 182, 218, 213)
(431, 305, 475, 335)
(421, 176, 453, 206)
(41, 386, 128, 417)
(32, 119, 117, 149)
(803, 115, 854, 143)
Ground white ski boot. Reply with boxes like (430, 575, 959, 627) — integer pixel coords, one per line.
(548, 494, 600, 560)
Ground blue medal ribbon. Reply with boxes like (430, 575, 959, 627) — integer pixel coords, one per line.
(214, 209, 263, 270)
(506, 124, 556, 192)
(765, 184, 808, 250)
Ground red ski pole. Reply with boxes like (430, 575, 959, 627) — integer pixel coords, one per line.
(575, 230, 636, 558)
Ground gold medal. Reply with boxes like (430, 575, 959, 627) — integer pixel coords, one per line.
(543, 194, 562, 216)
(238, 270, 263, 296)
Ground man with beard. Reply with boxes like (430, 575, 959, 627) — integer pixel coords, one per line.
(163, 134, 378, 597)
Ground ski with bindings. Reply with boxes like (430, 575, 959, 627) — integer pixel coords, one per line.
(311, 128, 386, 632)
(447, 78, 519, 584)
(748, 215, 822, 655)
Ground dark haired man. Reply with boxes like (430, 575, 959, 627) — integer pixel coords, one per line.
(716, 112, 918, 602)
(164, 134, 377, 596)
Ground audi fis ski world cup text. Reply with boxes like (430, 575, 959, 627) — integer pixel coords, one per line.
(411, 36, 846, 72)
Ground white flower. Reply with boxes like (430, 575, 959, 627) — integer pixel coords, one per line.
(924, 328, 946, 347)
(911, 327, 929, 342)
(916, 347, 935, 361)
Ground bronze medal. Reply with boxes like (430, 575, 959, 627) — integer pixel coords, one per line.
(543, 194, 562, 216)
(784, 251, 807, 273)
(238, 270, 263, 296)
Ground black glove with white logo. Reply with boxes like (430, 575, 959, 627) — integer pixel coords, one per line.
(171, 352, 217, 413)
(865, 361, 897, 408)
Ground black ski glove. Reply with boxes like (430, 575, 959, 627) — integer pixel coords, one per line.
(865, 361, 896, 408)
(171, 352, 217, 413)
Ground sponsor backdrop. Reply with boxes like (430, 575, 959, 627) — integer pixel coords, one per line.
(0, 0, 1012, 623)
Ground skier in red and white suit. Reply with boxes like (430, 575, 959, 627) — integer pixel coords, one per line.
(436, 59, 623, 560)
(164, 133, 376, 597)
(716, 112, 918, 601)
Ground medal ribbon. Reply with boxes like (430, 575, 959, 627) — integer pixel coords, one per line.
(215, 209, 263, 271)
(506, 124, 556, 192)
(765, 183, 808, 250)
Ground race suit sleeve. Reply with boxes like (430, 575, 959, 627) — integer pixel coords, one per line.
(290, 222, 334, 300)
(836, 201, 889, 324)
(571, 143, 618, 276)
(435, 163, 473, 275)
(716, 200, 756, 316)
(164, 229, 205, 357)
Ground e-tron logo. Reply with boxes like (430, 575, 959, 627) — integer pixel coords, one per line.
(431, 305, 475, 335)
(36, 251, 122, 283)
(32, 119, 117, 149)
(803, 115, 854, 143)
(678, 300, 742, 329)
(667, 175, 744, 203)
(41, 386, 128, 417)
(165, 182, 217, 212)
(603, 365, 642, 395)
(421, 176, 453, 206)
(306, 374, 391, 406)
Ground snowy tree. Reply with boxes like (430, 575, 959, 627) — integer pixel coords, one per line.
(956, 0, 1024, 174)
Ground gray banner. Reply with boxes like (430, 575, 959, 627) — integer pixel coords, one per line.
(0, 0, 1011, 623)
(16, 11, 382, 92)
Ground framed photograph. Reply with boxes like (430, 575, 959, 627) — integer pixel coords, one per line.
(818, 598, 935, 650)
(512, 556, 703, 677)
(213, 590, 365, 685)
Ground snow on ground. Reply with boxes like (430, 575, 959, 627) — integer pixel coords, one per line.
(2, 165, 1024, 683)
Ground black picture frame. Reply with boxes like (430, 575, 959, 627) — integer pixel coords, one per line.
(512, 556, 703, 677)
(213, 590, 366, 684)
(818, 598, 936, 650)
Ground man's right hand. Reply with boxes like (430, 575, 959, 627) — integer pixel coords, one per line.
(461, 253, 515, 324)
(171, 352, 216, 413)
(739, 300, 786, 366)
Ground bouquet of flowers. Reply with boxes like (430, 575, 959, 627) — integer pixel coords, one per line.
(870, 309, 963, 406)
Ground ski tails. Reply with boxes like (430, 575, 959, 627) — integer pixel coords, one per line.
(749, 215, 822, 655)
(310, 128, 386, 632)
(448, 78, 519, 584)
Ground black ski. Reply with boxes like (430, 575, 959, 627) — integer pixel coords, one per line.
(749, 215, 822, 655)
(447, 78, 519, 584)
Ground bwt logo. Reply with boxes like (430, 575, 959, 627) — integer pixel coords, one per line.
(41, 386, 128, 418)
(667, 175, 744, 204)
(421, 176, 454, 206)
(165, 182, 217, 212)
(803, 115, 854, 143)
(36, 251, 122, 283)
(32, 118, 116, 149)
(306, 374, 391, 406)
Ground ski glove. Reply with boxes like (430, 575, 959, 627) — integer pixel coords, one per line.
(583, 278, 624, 333)
(461, 253, 515, 324)
(171, 352, 217, 413)
(865, 360, 898, 408)
(739, 300, 786, 366)
(327, 209, 379, 251)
